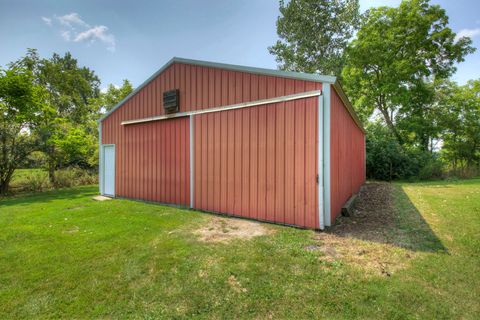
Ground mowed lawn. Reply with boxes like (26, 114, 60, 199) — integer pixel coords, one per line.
(0, 180, 479, 319)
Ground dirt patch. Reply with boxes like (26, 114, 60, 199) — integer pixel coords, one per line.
(63, 225, 80, 234)
(227, 275, 248, 293)
(66, 206, 86, 211)
(313, 232, 413, 276)
(331, 182, 397, 242)
(312, 182, 418, 276)
(92, 195, 112, 201)
(194, 216, 273, 243)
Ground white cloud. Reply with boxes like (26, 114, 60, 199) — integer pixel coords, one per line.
(455, 28, 480, 42)
(74, 25, 116, 52)
(359, 0, 401, 12)
(41, 16, 52, 26)
(61, 30, 71, 41)
(101, 84, 119, 93)
(41, 12, 115, 52)
(56, 12, 89, 29)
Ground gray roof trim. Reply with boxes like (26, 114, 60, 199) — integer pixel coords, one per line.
(99, 57, 337, 122)
(332, 81, 365, 133)
(99, 57, 176, 122)
(172, 57, 337, 83)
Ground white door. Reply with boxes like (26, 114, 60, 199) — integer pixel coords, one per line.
(103, 145, 115, 196)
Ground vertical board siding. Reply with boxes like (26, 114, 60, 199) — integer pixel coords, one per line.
(193, 97, 319, 229)
(102, 62, 322, 125)
(103, 117, 190, 206)
(330, 88, 366, 222)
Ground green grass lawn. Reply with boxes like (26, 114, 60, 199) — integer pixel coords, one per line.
(0, 180, 479, 319)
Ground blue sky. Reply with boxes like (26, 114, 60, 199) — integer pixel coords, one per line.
(0, 0, 479, 88)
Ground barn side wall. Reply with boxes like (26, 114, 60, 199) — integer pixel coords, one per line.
(193, 96, 319, 229)
(330, 87, 366, 222)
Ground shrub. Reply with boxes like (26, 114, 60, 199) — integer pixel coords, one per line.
(446, 166, 480, 179)
(418, 156, 445, 180)
(366, 123, 411, 180)
(23, 170, 51, 192)
(365, 123, 445, 181)
(54, 167, 98, 188)
(24, 151, 48, 169)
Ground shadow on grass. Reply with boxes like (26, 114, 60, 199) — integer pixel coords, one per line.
(329, 182, 447, 253)
(0, 185, 98, 208)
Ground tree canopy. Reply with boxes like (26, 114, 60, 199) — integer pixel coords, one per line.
(0, 49, 134, 193)
(342, 0, 475, 147)
(0, 66, 45, 193)
(269, 0, 360, 76)
(270, 0, 479, 180)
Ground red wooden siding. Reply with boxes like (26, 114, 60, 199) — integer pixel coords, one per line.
(193, 97, 319, 229)
(101, 63, 322, 126)
(330, 87, 366, 222)
(101, 61, 322, 215)
(102, 116, 190, 206)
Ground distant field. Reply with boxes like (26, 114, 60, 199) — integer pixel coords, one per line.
(0, 179, 479, 319)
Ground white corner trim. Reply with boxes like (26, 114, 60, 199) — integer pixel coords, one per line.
(121, 90, 322, 125)
(364, 135, 367, 181)
(323, 83, 331, 227)
(189, 115, 194, 208)
(98, 122, 103, 195)
(317, 94, 325, 230)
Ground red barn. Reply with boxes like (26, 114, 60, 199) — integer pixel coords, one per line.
(99, 58, 365, 229)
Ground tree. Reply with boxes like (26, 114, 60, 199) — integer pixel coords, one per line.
(269, 0, 360, 76)
(98, 80, 133, 113)
(342, 0, 475, 146)
(438, 80, 480, 173)
(0, 66, 44, 194)
(13, 49, 101, 182)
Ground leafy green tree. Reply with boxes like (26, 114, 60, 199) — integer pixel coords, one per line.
(269, 0, 360, 76)
(97, 80, 133, 113)
(342, 0, 475, 146)
(86, 79, 133, 167)
(438, 80, 480, 173)
(13, 49, 101, 182)
(397, 80, 445, 151)
(0, 66, 44, 194)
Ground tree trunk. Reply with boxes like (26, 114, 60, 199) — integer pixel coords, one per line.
(47, 145, 55, 184)
(0, 170, 14, 195)
(379, 106, 404, 145)
(0, 181, 8, 195)
(419, 134, 429, 152)
(48, 160, 55, 184)
(0, 178, 8, 194)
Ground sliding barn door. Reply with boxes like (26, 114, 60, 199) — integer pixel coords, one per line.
(118, 116, 190, 206)
(192, 97, 319, 229)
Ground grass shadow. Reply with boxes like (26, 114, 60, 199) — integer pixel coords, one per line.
(0, 185, 98, 208)
(328, 182, 447, 253)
